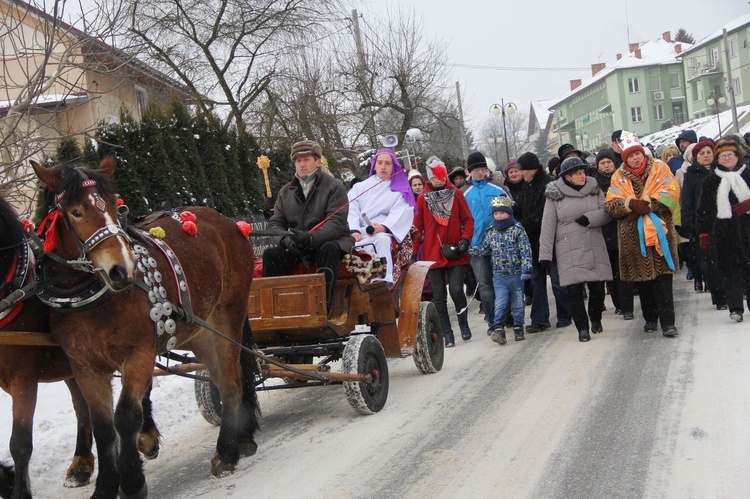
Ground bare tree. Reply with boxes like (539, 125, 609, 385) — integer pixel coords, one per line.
(127, 0, 341, 136)
(476, 110, 528, 167)
(0, 0, 134, 211)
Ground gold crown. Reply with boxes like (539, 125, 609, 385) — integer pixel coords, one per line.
(491, 196, 513, 208)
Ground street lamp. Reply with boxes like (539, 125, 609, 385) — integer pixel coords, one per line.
(706, 91, 726, 134)
(490, 100, 517, 162)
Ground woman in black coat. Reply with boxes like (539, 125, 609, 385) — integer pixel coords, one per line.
(696, 139, 750, 322)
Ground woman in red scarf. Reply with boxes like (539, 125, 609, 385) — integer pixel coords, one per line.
(604, 131, 680, 338)
(413, 162, 474, 347)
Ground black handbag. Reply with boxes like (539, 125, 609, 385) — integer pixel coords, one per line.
(441, 244, 462, 260)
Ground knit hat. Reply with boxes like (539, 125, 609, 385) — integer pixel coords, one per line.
(611, 130, 623, 143)
(466, 151, 488, 172)
(431, 164, 448, 182)
(713, 139, 744, 159)
(596, 149, 616, 166)
(426, 155, 447, 180)
(408, 169, 424, 180)
(491, 196, 514, 215)
(517, 152, 542, 171)
(557, 143, 582, 160)
(618, 130, 645, 162)
(290, 140, 322, 161)
(691, 139, 715, 160)
(558, 157, 588, 178)
(448, 167, 467, 183)
(547, 156, 561, 175)
(504, 160, 520, 174)
(585, 154, 596, 166)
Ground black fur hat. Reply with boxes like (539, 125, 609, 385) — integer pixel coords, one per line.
(517, 152, 542, 171)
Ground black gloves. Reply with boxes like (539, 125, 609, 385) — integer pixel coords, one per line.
(575, 215, 590, 227)
(457, 238, 470, 253)
(289, 231, 312, 247)
(280, 236, 296, 251)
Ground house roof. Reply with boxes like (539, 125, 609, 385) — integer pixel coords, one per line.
(679, 13, 750, 56)
(551, 37, 693, 108)
(529, 99, 557, 132)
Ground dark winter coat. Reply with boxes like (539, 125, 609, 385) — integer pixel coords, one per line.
(679, 160, 712, 238)
(505, 179, 524, 204)
(515, 167, 554, 262)
(268, 170, 354, 252)
(695, 166, 750, 271)
(413, 186, 474, 269)
(604, 160, 680, 281)
(594, 170, 618, 250)
(539, 178, 613, 286)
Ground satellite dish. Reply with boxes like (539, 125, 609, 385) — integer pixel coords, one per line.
(405, 128, 423, 142)
(381, 134, 399, 148)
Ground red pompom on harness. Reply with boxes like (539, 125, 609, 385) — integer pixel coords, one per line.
(236, 221, 252, 238)
(36, 210, 63, 252)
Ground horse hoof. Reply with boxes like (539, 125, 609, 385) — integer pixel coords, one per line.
(211, 454, 236, 478)
(239, 440, 258, 457)
(64, 455, 95, 488)
(64, 471, 92, 488)
(138, 432, 161, 460)
(119, 482, 148, 499)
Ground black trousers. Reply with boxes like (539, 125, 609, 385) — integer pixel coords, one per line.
(428, 265, 468, 334)
(262, 241, 342, 311)
(566, 281, 605, 333)
(634, 274, 675, 331)
(607, 248, 634, 313)
(722, 262, 750, 314)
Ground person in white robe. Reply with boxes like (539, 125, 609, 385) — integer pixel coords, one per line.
(347, 148, 417, 284)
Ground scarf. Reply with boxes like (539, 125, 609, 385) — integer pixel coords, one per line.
(424, 187, 455, 227)
(563, 178, 584, 191)
(493, 216, 516, 232)
(714, 164, 750, 219)
(624, 156, 647, 178)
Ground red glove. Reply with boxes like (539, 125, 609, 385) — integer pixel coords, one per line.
(731, 199, 750, 216)
(628, 198, 651, 216)
(698, 233, 711, 254)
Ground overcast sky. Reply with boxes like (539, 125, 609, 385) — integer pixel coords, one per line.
(363, 0, 748, 134)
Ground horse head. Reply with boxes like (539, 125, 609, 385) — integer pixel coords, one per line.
(32, 155, 135, 291)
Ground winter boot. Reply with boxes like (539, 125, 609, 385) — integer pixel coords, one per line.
(490, 327, 507, 345)
(440, 315, 455, 347)
(578, 329, 591, 342)
(591, 321, 603, 334)
(513, 326, 525, 341)
(457, 311, 473, 341)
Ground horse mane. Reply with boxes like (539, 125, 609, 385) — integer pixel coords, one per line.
(0, 194, 25, 278)
(40, 161, 117, 210)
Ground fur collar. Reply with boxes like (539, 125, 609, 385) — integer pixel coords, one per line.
(544, 177, 599, 201)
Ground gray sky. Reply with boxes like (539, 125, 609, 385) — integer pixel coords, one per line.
(365, 0, 748, 133)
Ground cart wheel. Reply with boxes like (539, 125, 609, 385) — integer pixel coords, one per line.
(194, 370, 222, 426)
(413, 301, 444, 374)
(343, 334, 389, 415)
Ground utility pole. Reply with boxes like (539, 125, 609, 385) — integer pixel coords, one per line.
(455, 82, 469, 160)
(722, 28, 740, 133)
(351, 10, 377, 142)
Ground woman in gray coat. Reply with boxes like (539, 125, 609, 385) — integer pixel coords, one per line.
(539, 157, 613, 342)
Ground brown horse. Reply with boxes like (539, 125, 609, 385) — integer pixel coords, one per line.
(32, 155, 259, 498)
(0, 194, 94, 498)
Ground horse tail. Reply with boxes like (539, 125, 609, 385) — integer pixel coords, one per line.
(0, 462, 15, 499)
(240, 318, 261, 432)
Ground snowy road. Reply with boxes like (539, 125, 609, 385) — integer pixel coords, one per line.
(3, 276, 750, 498)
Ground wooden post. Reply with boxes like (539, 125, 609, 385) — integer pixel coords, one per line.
(257, 155, 272, 198)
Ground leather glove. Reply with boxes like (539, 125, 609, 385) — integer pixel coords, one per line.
(575, 215, 590, 227)
(628, 198, 651, 216)
(457, 238, 470, 253)
(520, 273, 532, 281)
(289, 231, 312, 248)
(280, 236, 296, 251)
(731, 199, 750, 216)
(698, 233, 711, 254)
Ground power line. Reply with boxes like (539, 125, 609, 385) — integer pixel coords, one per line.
(446, 63, 589, 72)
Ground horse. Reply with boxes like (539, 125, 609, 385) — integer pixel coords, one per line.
(32, 155, 260, 498)
(0, 194, 95, 498)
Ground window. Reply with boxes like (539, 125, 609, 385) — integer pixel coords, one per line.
(710, 47, 719, 66)
(653, 104, 664, 120)
(650, 74, 662, 90)
(734, 77, 742, 96)
(135, 86, 148, 119)
(692, 82, 700, 101)
(631, 106, 643, 122)
(628, 77, 640, 93)
(730, 37, 738, 58)
(669, 73, 680, 89)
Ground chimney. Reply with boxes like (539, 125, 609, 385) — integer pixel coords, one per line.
(662, 31, 671, 42)
(570, 79, 582, 91)
(616, 53, 622, 60)
(591, 63, 606, 76)
(675, 44, 682, 54)
(635, 49, 642, 59)
(629, 42, 640, 53)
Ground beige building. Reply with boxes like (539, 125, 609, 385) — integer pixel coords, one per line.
(1, 0, 192, 213)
